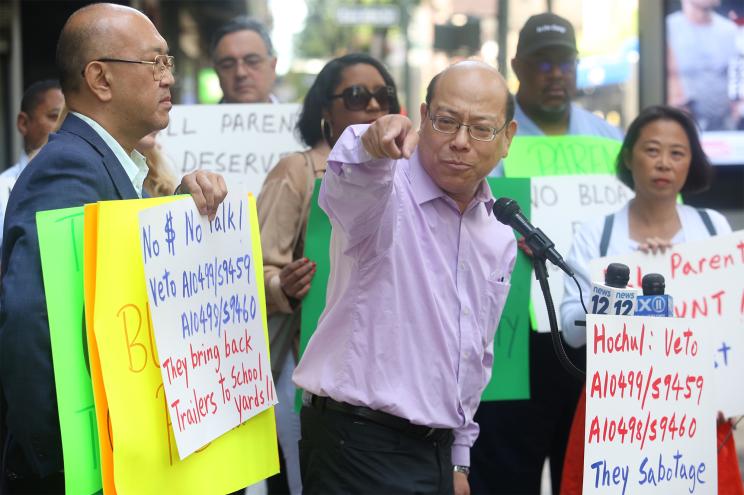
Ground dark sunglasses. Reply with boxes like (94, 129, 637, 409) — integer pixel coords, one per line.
(330, 85, 396, 111)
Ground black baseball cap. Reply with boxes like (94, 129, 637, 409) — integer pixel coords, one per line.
(516, 13, 577, 57)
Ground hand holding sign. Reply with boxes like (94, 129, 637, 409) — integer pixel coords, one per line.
(176, 170, 228, 221)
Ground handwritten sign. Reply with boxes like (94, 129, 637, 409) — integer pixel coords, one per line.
(529, 175, 634, 331)
(158, 104, 303, 195)
(139, 192, 277, 458)
(37, 207, 101, 495)
(590, 231, 744, 417)
(503, 135, 621, 177)
(584, 314, 716, 495)
(92, 196, 278, 494)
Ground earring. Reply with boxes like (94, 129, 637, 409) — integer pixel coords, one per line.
(320, 118, 334, 144)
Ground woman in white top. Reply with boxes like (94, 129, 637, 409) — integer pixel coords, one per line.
(558, 105, 743, 495)
(561, 105, 730, 348)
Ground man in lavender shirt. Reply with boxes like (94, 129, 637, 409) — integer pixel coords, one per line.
(293, 61, 518, 495)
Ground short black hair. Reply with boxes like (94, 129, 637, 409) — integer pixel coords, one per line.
(21, 79, 61, 114)
(210, 17, 274, 59)
(296, 53, 400, 147)
(425, 70, 515, 124)
(616, 105, 713, 195)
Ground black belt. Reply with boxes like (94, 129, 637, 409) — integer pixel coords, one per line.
(309, 394, 451, 441)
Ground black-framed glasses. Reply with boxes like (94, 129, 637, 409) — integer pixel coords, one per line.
(214, 54, 269, 73)
(429, 114, 508, 142)
(330, 85, 396, 111)
(86, 55, 175, 81)
(529, 58, 577, 75)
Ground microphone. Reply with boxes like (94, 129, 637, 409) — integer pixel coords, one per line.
(635, 273, 674, 317)
(492, 197, 573, 276)
(589, 263, 639, 316)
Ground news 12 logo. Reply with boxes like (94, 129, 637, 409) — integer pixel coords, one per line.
(635, 294, 673, 317)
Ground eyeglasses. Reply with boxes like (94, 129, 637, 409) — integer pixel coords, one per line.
(88, 55, 175, 81)
(330, 85, 396, 111)
(214, 54, 269, 72)
(429, 114, 508, 142)
(529, 58, 577, 75)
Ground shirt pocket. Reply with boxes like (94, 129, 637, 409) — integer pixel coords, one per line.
(480, 276, 511, 347)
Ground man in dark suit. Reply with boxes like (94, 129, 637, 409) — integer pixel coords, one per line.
(0, 4, 227, 492)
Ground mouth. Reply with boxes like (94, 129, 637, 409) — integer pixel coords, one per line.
(442, 159, 472, 171)
(652, 178, 672, 187)
(544, 86, 566, 98)
(160, 96, 172, 108)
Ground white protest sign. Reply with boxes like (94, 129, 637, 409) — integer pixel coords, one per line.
(584, 315, 716, 495)
(529, 175, 634, 331)
(158, 103, 303, 195)
(590, 231, 744, 417)
(138, 193, 277, 459)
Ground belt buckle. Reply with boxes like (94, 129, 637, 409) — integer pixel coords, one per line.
(424, 427, 436, 439)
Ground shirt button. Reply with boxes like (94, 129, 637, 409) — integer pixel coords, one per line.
(463, 307, 470, 316)
(459, 262, 466, 271)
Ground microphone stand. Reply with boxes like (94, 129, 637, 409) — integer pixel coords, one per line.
(532, 254, 585, 381)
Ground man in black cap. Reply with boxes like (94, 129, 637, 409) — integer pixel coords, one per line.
(471, 12, 621, 495)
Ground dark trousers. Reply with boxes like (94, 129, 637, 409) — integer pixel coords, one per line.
(470, 332, 585, 495)
(300, 404, 454, 495)
(2, 472, 64, 494)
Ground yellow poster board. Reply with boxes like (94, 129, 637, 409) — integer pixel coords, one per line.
(91, 196, 278, 494)
(83, 203, 116, 494)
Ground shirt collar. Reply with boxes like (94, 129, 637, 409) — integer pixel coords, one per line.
(407, 148, 495, 215)
(71, 111, 149, 198)
(17, 151, 30, 171)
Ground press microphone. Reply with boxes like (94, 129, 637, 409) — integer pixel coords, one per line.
(589, 263, 638, 316)
(635, 273, 674, 317)
(492, 197, 573, 276)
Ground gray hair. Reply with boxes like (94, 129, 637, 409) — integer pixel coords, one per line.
(210, 17, 275, 58)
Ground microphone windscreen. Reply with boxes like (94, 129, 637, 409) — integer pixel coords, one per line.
(604, 263, 630, 288)
(492, 197, 520, 225)
(641, 273, 666, 295)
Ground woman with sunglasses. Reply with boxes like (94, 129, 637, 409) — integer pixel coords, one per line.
(256, 53, 400, 495)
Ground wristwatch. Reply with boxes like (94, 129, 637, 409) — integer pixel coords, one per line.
(453, 465, 470, 477)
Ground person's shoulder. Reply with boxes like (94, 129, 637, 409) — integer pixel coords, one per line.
(571, 104, 623, 140)
(265, 152, 311, 183)
(680, 204, 733, 235)
(574, 209, 619, 251)
(711, 11, 737, 34)
(666, 10, 686, 26)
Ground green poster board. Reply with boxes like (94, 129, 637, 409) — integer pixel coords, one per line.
(298, 177, 532, 405)
(503, 135, 621, 177)
(481, 178, 531, 400)
(37, 207, 102, 495)
(296, 180, 330, 410)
